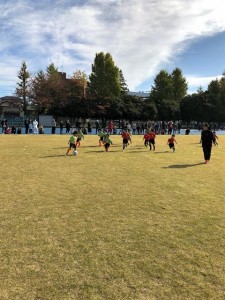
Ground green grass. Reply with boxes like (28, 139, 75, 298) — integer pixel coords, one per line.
(0, 134, 225, 299)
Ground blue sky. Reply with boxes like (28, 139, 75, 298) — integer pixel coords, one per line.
(0, 0, 225, 97)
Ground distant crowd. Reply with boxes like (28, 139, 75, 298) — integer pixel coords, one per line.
(0, 118, 224, 135)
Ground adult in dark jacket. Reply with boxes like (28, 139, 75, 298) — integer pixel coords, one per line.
(24, 118, 29, 134)
(201, 123, 214, 164)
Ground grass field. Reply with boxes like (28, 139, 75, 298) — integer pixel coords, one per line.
(0, 134, 225, 300)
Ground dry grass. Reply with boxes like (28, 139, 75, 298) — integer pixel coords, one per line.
(0, 134, 225, 299)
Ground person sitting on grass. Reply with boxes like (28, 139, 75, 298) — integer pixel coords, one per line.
(17, 127, 22, 134)
(167, 134, 177, 152)
(66, 131, 78, 156)
(104, 134, 113, 152)
(185, 128, 190, 135)
(39, 124, 44, 134)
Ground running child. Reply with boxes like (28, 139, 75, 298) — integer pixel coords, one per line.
(121, 129, 131, 151)
(212, 131, 218, 145)
(104, 134, 113, 152)
(66, 131, 78, 156)
(167, 134, 177, 152)
(149, 129, 156, 151)
(76, 128, 84, 147)
(143, 130, 150, 147)
(98, 129, 106, 146)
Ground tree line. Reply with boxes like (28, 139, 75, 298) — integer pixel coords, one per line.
(15, 53, 225, 123)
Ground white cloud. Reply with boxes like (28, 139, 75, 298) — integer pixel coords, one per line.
(1, 0, 225, 95)
(186, 75, 223, 90)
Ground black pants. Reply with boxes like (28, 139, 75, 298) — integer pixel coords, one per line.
(202, 144, 212, 160)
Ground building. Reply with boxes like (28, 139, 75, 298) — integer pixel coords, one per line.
(0, 96, 24, 125)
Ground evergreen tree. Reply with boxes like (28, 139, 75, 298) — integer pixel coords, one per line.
(45, 63, 67, 112)
(30, 70, 49, 114)
(16, 61, 30, 115)
(88, 52, 121, 98)
(150, 70, 173, 120)
(171, 68, 188, 102)
(119, 69, 129, 95)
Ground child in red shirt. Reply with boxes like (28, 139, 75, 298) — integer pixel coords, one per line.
(167, 134, 177, 152)
(149, 129, 156, 151)
(143, 130, 150, 147)
(122, 130, 131, 151)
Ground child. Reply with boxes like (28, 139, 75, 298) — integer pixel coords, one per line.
(121, 129, 131, 151)
(104, 134, 113, 152)
(66, 131, 78, 156)
(143, 130, 150, 147)
(167, 134, 177, 152)
(98, 129, 106, 146)
(212, 131, 218, 145)
(76, 128, 84, 147)
(149, 129, 156, 151)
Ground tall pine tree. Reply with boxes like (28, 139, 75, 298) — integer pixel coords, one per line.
(119, 69, 129, 95)
(16, 61, 30, 115)
(88, 52, 121, 98)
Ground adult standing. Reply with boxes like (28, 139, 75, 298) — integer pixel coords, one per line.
(1, 119, 7, 133)
(24, 118, 29, 134)
(66, 120, 71, 134)
(33, 119, 38, 134)
(29, 119, 33, 133)
(201, 123, 214, 164)
(95, 120, 99, 134)
(60, 121, 64, 134)
(177, 122, 181, 134)
(52, 118, 56, 134)
(88, 121, 92, 134)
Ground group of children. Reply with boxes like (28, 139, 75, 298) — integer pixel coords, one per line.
(66, 128, 84, 155)
(66, 128, 179, 155)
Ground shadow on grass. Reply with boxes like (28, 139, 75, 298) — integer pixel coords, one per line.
(86, 150, 122, 153)
(162, 162, 205, 169)
(40, 154, 67, 158)
(154, 151, 170, 154)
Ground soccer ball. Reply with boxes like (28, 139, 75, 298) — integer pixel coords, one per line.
(74, 150, 78, 156)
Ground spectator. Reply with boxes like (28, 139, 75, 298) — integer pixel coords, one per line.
(95, 120, 99, 134)
(132, 122, 136, 134)
(88, 121, 92, 134)
(185, 128, 190, 135)
(24, 118, 29, 134)
(66, 120, 71, 134)
(52, 118, 56, 134)
(5, 127, 11, 134)
(29, 120, 33, 133)
(33, 119, 38, 134)
(17, 127, 22, 134)
(39, 124, 44, 134)
(60, 121, 64, 134)
(177, 122, 181, 134)
(1, 119, 7, 133)
(136, 122, 141, 135)
(12, 125, 16, 134)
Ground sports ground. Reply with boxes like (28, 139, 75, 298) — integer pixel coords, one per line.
(1, 134, 225, 299)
